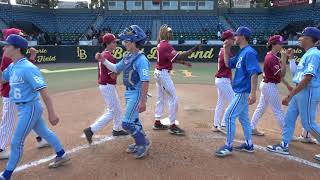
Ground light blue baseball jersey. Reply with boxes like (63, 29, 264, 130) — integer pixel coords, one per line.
(2, 58, 47, 103)
(292, 47, 320, 87)
(116, 52, 150, 89)
(228, 45, 262, 93)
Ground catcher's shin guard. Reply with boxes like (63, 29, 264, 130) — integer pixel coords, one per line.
(122, 120, 146, 145)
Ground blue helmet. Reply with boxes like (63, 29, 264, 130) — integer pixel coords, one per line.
(119, 25, 147, 45)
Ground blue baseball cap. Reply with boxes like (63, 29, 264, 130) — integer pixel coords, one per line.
(297, 27, 320, 40)
(0, 34, 28, 49)
(235, 27, 252, 38)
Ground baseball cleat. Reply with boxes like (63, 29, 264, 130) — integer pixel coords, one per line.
(112, 130, 129, 136)
(36, 139, 50, 149)
(252, 129, 265, 136)
(83, 127, 93, 144)
(168, 125, 185, 136)
(133, 139, 151, 159)
(218, 126, 227, 135)
(0, 150, 10, 160)
(48, 153, 70, 168)
(266, 144, 289, 155)
(215, 145, 233, 157)
(234, 143, 254, 153)
(291, 135, 299, 142)
(126, 143, 137, 154)
(211, 126, 220, 132)
(314, 154, 320, 161)
(126, 138, 150, 154)
(297, 136, 317, 144)
(153, 123, 169, 130)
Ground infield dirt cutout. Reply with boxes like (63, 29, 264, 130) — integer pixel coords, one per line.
(1, 84, 319, 180)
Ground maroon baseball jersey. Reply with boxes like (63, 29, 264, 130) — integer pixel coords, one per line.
(215, 48, 232, 80)
(98, 50, 117, 85)
(263, 52, 282, 84)
(1, 48, 36, 97)
(156, 40, 178, 70)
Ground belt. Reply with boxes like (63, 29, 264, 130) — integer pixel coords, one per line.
(126, 87, 136, 91)
(99, 83, 116, 85)
(156, 68, 170, 72)
(216, 76, 229, 79)
(15, 102, 27, 105)
(263, 80, 279, 84)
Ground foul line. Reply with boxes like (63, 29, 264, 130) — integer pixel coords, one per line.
(206, 134, 320, 169)
(11, 133, 320, 175)
(40, 67, 97, 74)
(13, 135, 116, 173)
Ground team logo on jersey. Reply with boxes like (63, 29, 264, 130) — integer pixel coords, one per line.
(236, 57, 243, 68)
(10, 72, 24, 85)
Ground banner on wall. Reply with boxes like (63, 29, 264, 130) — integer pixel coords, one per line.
(272, 0, 309, 7)
(0, 45, 305, 64)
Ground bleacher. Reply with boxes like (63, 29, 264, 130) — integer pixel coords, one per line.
(225, 5, 320, 41)
(1, 3, 320, 43)
(0, 5, 97, 43)
(98, 14, 224, 40)
(98, 15, 153, 37)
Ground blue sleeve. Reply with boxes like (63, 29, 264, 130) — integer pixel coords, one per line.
(303, 54, 320, 77)
(245, 51, 262, 76)
(135, 56, 150, 82)
(24, 67, 47, 92)
(228, 56, 237, 69)
(115, 60, 125, 72)
(2, 65, 11, 82)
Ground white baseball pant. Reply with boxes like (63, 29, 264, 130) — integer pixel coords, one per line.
(90, 84, 123, 133)
(0, 97, 17, 150)
(251, 81, 285, 129)
(0, 97, 43, 150)
(213, 77, 234, 127)
(154, 69, 178, 125)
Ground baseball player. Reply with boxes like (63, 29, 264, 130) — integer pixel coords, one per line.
(212, 30, 235, 134)
(0, 35, 70, 180)
(266, 27, 320, 162)
(215, 27, 262, 157)
(153, 24, 201, 136)
(288, 52, 320, 144)
(83, 33, 128, 144)
(250, 35, 293, 136)
(96, 25, 151, 159)
(0, 28, 48, 160)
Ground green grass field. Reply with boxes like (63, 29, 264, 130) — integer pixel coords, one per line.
(38, 63, 294, 95)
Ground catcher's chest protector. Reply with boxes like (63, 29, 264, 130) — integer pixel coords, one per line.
(123, 52, 143, 88)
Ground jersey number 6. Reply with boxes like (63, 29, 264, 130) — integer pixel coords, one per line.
(14, 88, 22, 99)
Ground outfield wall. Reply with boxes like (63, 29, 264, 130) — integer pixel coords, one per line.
(0, 45, 305, 64)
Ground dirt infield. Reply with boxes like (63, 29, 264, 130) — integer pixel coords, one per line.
(1, 84, 319, 180)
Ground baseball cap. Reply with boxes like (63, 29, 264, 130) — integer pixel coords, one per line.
(2, 28, 26, 39)
(297, 27, 320, 40)
(102, 33, 119, 44)
(235, 27, 252, 38)
(221, 30, 235, 41)
(0, 34, 28, 49)
(268, 35, 287, 45)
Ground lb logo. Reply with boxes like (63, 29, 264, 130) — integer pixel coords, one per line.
(77, 47, 87, 60)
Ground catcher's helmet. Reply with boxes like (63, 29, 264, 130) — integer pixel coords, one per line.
(119, 25, 147, 45)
